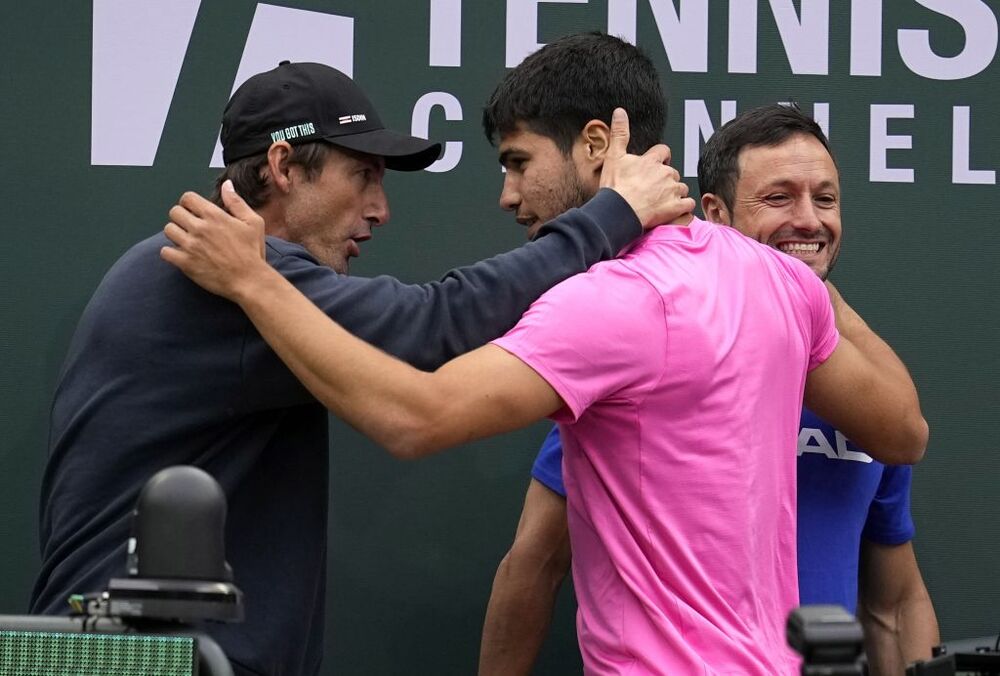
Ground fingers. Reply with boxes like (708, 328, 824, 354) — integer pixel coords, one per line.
(670, 180, 695, 216)
(606, 108, 631, 159)
(220, 180, 267, 256)
(168, 204, 201, 232)
(643, 143, 672, 166)
(159, 244, 187, 268)
(177, 191, 217, 218)
(163, 221, 192, 247)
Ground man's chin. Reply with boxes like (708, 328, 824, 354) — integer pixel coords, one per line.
(815, 250, 840, 281)
(327, 255, 350, 275)
(807, 257, 839, 281)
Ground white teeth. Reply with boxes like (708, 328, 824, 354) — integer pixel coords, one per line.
(779, 242, 820, 254)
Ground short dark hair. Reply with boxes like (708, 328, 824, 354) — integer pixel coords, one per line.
(482, 32, 666, 155)
(211, 142, 334, 209)
(697, 103, 836, 212)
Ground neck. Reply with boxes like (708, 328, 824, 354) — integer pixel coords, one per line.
(256, 202, 287, 239)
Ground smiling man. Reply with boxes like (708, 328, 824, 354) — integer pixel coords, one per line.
(700, 104, 939, 674)
(715, 131, 840, 273)
(32, 60, 688, 676)
(161, 37, 927, 675)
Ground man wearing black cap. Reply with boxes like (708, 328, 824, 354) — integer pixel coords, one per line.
(30, 61, 691, 675)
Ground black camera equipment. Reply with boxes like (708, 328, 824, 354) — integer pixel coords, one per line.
(787, 604, 866, 676)
(906, 636, 1000, 676)
(0, 466, 244, 676)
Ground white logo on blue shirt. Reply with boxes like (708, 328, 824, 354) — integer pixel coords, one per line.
(797, 427, 873, 463)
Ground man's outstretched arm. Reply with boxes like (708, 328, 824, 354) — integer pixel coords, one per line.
(162, 179, 562, 455)
(479, 479, 571, 676)
(165, 231, 562, 456)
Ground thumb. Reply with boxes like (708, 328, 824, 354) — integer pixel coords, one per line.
(221, 180, 255, 221)
(606, 108, 631, 160)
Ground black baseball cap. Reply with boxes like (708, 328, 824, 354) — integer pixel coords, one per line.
(221, 61, 442, 171)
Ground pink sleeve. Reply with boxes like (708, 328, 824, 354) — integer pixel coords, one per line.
(802, 272, 839, 370)
(492, 263, 666, 423)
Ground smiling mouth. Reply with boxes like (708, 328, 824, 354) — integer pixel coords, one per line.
(777, 242, 823, 255)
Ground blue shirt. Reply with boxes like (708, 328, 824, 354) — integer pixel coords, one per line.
(795, 409, 914, 612)
(531, 409, 915, 613)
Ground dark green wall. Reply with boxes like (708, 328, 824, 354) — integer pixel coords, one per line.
(1, 2, 997, 673)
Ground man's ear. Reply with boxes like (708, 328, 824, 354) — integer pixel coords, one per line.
(580, 119, 612, 163)
(701, 192, 732, 225)
(265, 142, 295, 194)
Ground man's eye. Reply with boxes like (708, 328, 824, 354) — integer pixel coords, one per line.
(815, 195, 837, 206)
(765, 194, 788, 203)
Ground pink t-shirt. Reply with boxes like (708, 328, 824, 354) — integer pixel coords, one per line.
(494, 218, 839, 675)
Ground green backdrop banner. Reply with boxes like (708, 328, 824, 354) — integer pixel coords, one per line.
(1, 2, 997, 674)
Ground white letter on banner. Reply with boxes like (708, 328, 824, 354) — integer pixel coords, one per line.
(898, 0, 998, 80)
(210, 5, 354, 168)
(952, 106, 996, 185)
(412, 92, 463, 173)
(607, 0, 709, 72)
(769, 0, 829, 74)
(869, 104, 915, 183)
(683, 100, 737, 177)
(728, 0, 758, 74)
(91, 0, 201, 166)
(430, 0, 462, 67)
(506, 0, 588, 68)
(813, 102, 830, 139)
(850, 0, 883, 76)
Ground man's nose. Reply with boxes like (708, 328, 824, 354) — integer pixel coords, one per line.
(367, 184, 390, 226)
(791, 198, 823, 233)
(498, 174, 520, 212)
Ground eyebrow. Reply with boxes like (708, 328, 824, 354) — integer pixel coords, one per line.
(497, 147, 527, 166)
(760, 178, 840, 192)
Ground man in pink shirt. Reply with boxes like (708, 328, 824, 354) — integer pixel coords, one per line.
(491, 212, 838, 673)
(162, 34, 927, 674)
